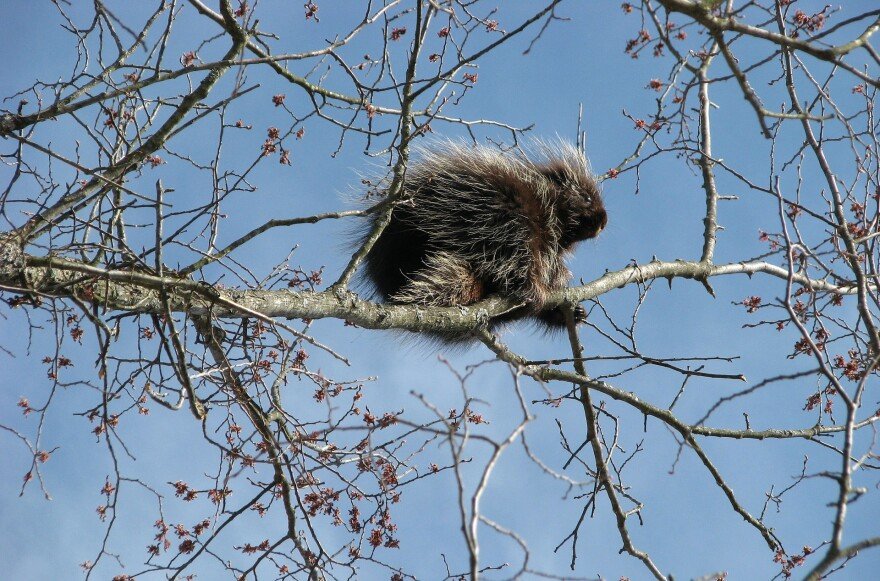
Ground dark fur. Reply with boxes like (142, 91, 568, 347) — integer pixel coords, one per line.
(360, 140, 607, 342)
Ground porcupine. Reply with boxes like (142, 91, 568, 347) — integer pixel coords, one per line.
(360, 140, 607, 341)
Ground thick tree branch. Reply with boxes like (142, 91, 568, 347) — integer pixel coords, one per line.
(0, 252, 863, 338)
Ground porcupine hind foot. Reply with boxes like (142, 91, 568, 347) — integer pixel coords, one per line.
(388, 252, 486, 307)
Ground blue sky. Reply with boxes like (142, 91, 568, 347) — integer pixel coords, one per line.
(2, 1, 879, 579)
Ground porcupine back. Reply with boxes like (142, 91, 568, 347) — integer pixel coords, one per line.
(360, 139, 607, 342)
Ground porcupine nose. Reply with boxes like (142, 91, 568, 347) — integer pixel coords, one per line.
(593, 207, 608, 236)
